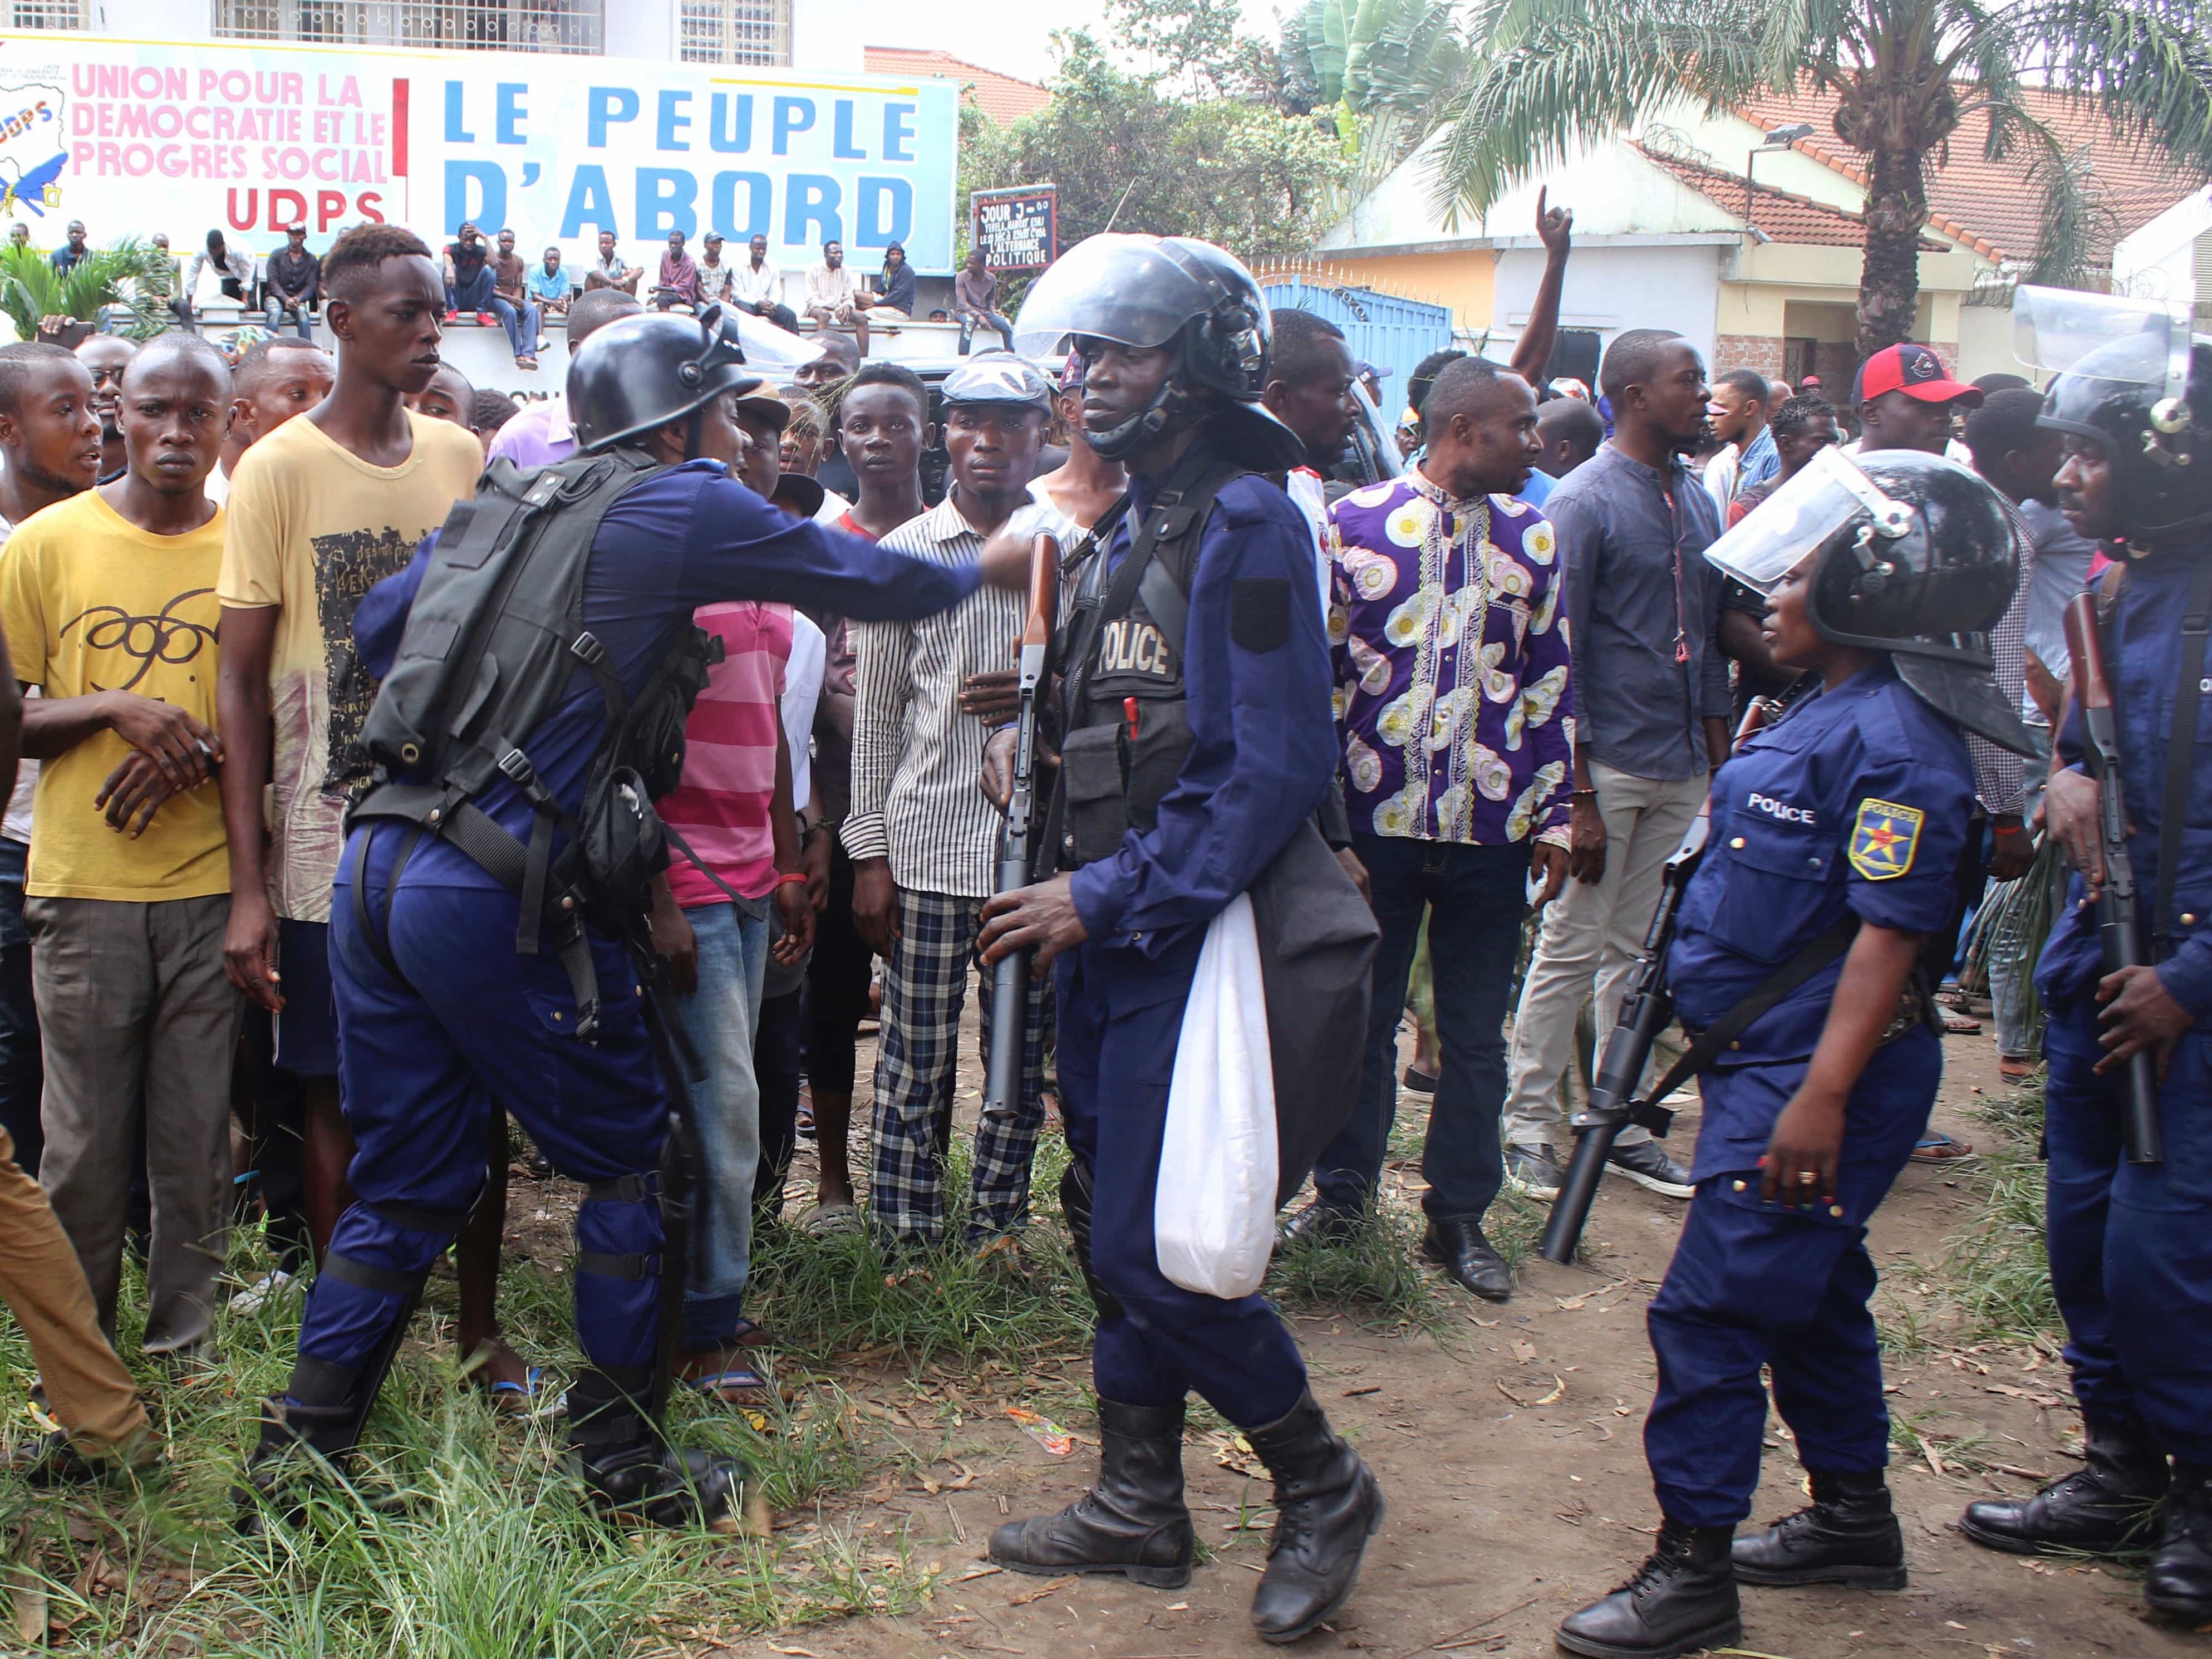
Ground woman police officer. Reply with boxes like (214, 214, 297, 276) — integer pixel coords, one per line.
(1555, 449, 2034, 1659)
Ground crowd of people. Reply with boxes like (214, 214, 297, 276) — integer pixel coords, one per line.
(0, 199, 2201, 1659)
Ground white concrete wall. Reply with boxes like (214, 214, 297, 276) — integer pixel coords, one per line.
(2114, 187, 2210, 310)
(1490, 241, 1723, 370)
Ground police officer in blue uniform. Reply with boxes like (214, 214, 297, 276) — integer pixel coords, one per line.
(971, 234, 1385, 1645)
(1959, 292, 2212, 1625)
(1556, 450, 2032, 1658)
(241, 309, 1025, 1530)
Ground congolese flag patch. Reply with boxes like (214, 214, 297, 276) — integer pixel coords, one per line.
(1849, 798, 1923, 880)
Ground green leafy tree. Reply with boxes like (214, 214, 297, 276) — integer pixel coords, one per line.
(1430, 0, 2212, 357)
(962, 30, 1350, 266)
(1280, 0, 1471, 192)
(0, 238, 175, 343)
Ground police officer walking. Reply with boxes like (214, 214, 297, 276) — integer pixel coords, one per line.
(974, 234, 1385, 1643)
(1959, 291, 2212, 1626)
(240, 307, 1027, 1530)
(1555, 450, 2032, 1657)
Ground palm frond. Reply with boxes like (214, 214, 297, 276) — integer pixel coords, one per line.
(2010, 117, 2120, 286)
(1428, 0, 1775, 223)
(0, 239, 174, 342)
(2016, 0, 2212, 173)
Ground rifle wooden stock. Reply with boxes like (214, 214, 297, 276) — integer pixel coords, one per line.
(982, 535, 1061, 1124)
(1539, 696, 1780, 1263)
(2061, 593, 2164, 1165)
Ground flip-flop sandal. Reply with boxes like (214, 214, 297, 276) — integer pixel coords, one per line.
(1942, 1013, 1983, 1035)
(685, 1361, 775, 1406)
(485, 1367, 546, 1415)
(728, 1318, 774, 1349)
(1998, 1056, 2039, 1080)
(1402, 1065, 1439, 1095)
(802, 1201, 861, 1238)
(1911, 1131, 1976, 1164)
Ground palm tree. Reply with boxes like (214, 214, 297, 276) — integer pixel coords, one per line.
(0, 239, 176, 344)
(1429, 0, 2212, 358)
(1282, 0, 1471, 195)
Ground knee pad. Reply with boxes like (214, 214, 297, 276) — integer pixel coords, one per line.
(1059, 1159, 1126, 1322)
(575, 1172, 666, 1371)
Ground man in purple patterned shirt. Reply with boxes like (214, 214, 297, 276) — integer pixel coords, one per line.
(1284, 356, 1572, 1302)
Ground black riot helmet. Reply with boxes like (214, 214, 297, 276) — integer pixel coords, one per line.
(1705, 448, 2033, 754)
(1012, 232, 1303, 470)
(569, 303, 764, 457)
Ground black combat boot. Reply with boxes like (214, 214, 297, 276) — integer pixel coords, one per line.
(988, 1398, 1194, 1588)
(235, 1390, 361, 1534)
(2145, 1463, 2212, 1625)
(1732, 1468, 1907, 1588)
(1243, 1390, 1385, 1643)
(1556, 1518, 1742, 1659)
(567, 1366, 746, 1532)
(1960, 1413, 2167, 1557)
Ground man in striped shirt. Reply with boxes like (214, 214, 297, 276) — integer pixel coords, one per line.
(843, 355, 1076, 1252)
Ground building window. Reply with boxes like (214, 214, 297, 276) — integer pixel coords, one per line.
(679, 0, 792, 66)
(212, 0, 603, 53)
(12, 0, 89, 27)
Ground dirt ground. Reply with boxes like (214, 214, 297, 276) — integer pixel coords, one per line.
(702, 1004, 2196, 1659)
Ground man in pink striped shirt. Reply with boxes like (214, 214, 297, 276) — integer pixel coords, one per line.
(649, 390, 817, 1399)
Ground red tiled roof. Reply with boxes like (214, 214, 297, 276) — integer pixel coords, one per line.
(863, 47, 1051, 125)
(1635, 144, 1943, 249)
(1736, 81, 2208, 266)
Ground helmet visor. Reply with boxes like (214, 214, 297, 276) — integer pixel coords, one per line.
(2014, 285, 2185, 392)
(1703, 447, 1912, 593)
(1011, 233, 1207, 361)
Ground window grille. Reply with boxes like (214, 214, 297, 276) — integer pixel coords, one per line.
(213, 0, 603, 53)
(678, 0, 792, 66)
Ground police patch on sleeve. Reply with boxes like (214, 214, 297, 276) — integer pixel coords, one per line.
(1848, 798, 1924, 880)
(1231, 578, 1292, 652)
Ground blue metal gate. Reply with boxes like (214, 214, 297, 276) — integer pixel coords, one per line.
(1259, 272, 1454, 392)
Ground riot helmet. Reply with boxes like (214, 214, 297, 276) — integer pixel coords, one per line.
(569, 303, 763, 456)
(2016, 284, 2212, 543)
(1012, 233, 1302, 470)
(1704, 447, 2033, 753)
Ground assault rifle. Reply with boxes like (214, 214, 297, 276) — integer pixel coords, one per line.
(1538, 698, 1779, 1264)
(2062, 592, 2164, 1165)
(981, 533, 1061, 1125)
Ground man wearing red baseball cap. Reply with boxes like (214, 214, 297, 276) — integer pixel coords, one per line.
(1849, 342, 1983, 456)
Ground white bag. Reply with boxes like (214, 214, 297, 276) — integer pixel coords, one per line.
(1155, 892, 1279, 1298)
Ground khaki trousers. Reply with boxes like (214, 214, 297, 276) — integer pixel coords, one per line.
(0, 1123, 148, 1450)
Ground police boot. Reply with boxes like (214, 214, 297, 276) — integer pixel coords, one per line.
(1556, 1519, 1741, 1659)
(1731, 1468, 1907, 1588)
(1960, 1412, 2167, 1557)
(987, 1398, 1193, 1588)
(2145, 1462, 2212, 1625)
(234, 1390, 361, 1535)
(1244, 1390, 1385, 1644)
(567, 1366, 746, 1532)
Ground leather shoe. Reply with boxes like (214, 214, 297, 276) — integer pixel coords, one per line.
(1960, 1412, 2167, 1557)
(1732, 1467, 1906, 1588)
(1279, 1198, 1362, 1248)
(1605, 1138, 1694, 1198)
(1419, 1213, 1511, 1302)
(1245, 1390, 1385, 1642)
(1557, 1518, 1740, 1658)
(2146, 1462, 2212, 1624)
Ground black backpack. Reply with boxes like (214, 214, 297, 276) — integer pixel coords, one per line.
(351, 448, 724, 1038)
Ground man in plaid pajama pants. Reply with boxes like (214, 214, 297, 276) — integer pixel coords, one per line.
(843, 356, 1075, 1250)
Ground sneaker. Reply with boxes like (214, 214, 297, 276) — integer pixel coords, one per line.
(475, 311, 498, 328)
(1505, 1145, 1564, 1202)
(443, 309, 460, 323)
(1606, 1138, 1694, 1199)
(227, 1268, 297, 1314)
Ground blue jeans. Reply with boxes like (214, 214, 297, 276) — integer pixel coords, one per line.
(1310, 834, 1528, 1220)
(263, 296, 314, 338)
(676, 900, 769, 1349)
(496, 295, 539, 357)
(446, 265, 494, 314)
(0, 837, 41, 1176)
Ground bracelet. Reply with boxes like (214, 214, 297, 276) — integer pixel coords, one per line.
(774, 871, 809, 888)
(1570, 788, 1597, 800)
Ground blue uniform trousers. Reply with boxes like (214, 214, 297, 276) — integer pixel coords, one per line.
(292, 826, 670, 1382)
(1644, 1030, 1936, 1529)
(1055, 932, 1307, 1430)
(2043, 1002, 2212, 1461)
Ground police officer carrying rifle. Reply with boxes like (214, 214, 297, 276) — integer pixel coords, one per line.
(1958, 289, 2212, 1626)
(974, 234, 1384, 1644)
(1555, 448, 2033, 1658)
(240, 306, 1028, 1530)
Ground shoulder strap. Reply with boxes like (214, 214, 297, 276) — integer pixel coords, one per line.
(1630, 915, 1861, 1131)
(1125, 456, 1244, 662)
(2155, 555, 2212, 954)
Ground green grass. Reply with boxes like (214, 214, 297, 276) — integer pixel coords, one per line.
(1936, 1081, 2063, 1347)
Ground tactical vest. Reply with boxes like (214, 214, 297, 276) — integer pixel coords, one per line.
(1052, 450, 1242, 868)
(350, 447, 724, 1039)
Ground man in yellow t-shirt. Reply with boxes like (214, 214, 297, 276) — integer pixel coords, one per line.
(212, 223, 510, 1391)
(0, 332, 239, 1362)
